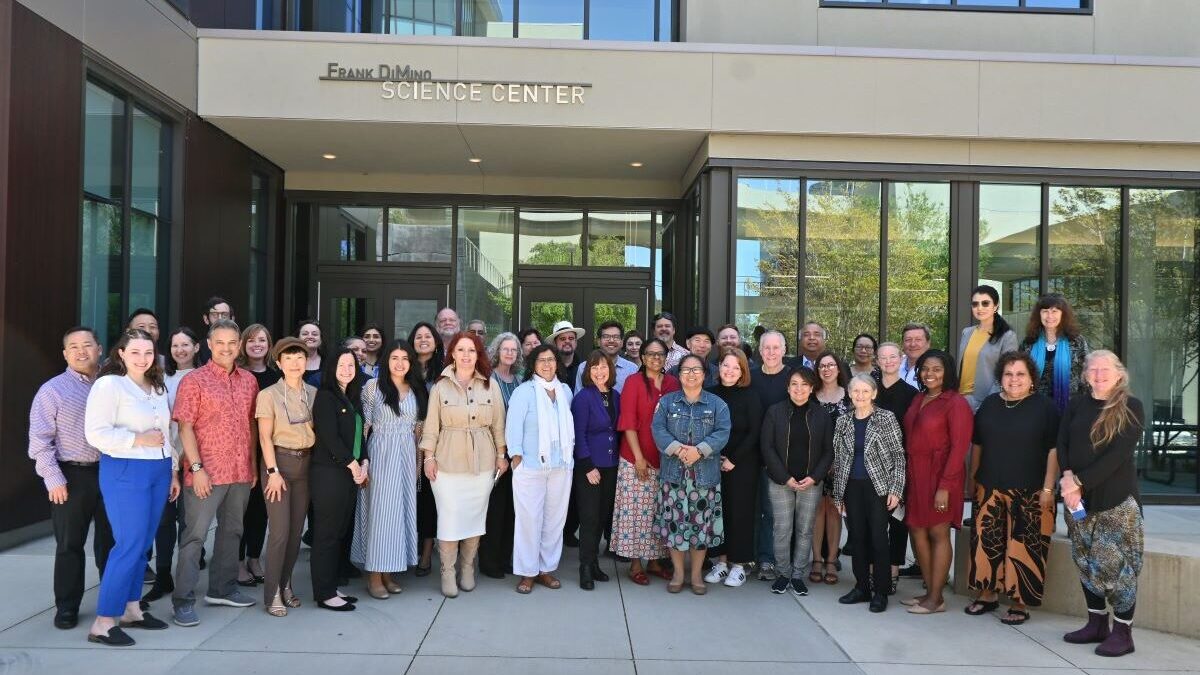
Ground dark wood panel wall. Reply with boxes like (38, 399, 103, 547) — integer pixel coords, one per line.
(0, 0, 84, 533)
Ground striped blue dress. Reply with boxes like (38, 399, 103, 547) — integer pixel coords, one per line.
(351, 379, 419, 572)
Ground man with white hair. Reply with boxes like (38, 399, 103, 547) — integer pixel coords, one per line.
(749, 330, 794, 581)
(435, 307, 461, 350)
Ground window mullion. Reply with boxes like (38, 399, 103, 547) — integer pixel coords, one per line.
(121, 96, 134, 318)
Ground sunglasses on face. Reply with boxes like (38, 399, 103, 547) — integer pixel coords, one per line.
(971, 300, 994, 308)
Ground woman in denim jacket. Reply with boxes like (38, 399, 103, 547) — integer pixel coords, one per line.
(651, 354, 731, 594)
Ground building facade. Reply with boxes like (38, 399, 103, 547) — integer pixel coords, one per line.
(0, 0, 1197, 540)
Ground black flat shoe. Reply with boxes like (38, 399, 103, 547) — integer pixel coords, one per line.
(121, 612, 168, 630)
(88, 627, 135, 646)
(590, 563, 610, 583)
(869, 593, 888, 613)
(839, 587, 871, 605)
(53, 610, 78, 630)
(481, 567, 506, 580)
(414, 564, 432, 577)
(579, 565, 595, 591)
(236, 577, 259, 587)
(317, 600, 356, 612)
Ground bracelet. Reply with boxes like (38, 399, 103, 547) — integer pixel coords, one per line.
(1040, 487, 1053, 494)
(423, 457, 436, 464)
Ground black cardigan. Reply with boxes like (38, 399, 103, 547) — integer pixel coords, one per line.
(312, 388, 367, 468)
(760, 400, 833, 485)
(709, 384, 763, 468)
(1057, 395, 1144, 512)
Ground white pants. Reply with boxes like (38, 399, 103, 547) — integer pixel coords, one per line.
(511, 465, 572, 577)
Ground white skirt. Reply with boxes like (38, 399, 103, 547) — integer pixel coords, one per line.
(430, 470, 494, 541)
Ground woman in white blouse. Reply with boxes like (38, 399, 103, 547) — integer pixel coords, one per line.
(83, 329, 179, 647)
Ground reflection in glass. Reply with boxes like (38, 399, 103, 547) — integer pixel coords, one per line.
(395, 299, 440, 341)
(317, 206, 385, 261)
(330, 297, 375, 342)
(1048, 187, 1121, 350)
(129, 211, 159, 315)
(386, 207, 452, 262)
(81, 200, 123, 347)
(594, 303, 638, 336)
(84, 82, 126, 201)
(518, 210, 583, 265)
(375, 0, 455, 35)
(249, 174, 270, 323)
(530, 302, 573, 341)
(462, 0, 513, 36)
(735, 178, 800, 344)
(587, 211, 652, 267)
(658, 0, 675, 40)
(517, 0, 583, 39)
(589, 0, 654, 41)
(654, 212, 675, 315)
(457, 207, 516, 332)
(887, 182, 950, 349)
(978, 184, 1041, 316)
(1128, 189, 1199, 495)
(301, 0, 363, 32)
(131, 108, 167, 217)
(806, 180, 881, 356)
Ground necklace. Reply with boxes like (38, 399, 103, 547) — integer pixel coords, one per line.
(1002, 395, 1027, 409)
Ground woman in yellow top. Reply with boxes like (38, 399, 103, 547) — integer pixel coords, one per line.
(420, 332, 508, 598)
(958, 285, 1018, 412)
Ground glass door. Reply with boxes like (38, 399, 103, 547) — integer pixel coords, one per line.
(518, 283, 650, 357)
(319, 279, 448, 343)
(519, 285, 586, 353)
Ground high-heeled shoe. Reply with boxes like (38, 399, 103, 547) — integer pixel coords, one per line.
(281, 585, 301, 608)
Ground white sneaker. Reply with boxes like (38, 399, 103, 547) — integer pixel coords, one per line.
(703, 561, 729, 584)
(724, 564, 747, 587)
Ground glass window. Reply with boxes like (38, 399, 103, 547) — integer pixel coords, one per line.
(518, 210, 583, 265)
(822, 0, 1086, 8)
(530, 301, 573, 339)
(805, 180, 881, 356)
(80, 200, 123, 346)
(658, 0, 675, 41)
(589, 0, 654, 41)
(654, 212, 675, 314)
(517, 0, 583, 39)
(1047, 187, 1121, 350)
(301, 0, 363, 32)
(131, 107, 168, 217)
(395, 299, 440, 341)
(386, 207, 452, 262)
(317, 206, 385, 262)
(978, 184, 1041, 316)
(587, 211, 652, 267)
(462, 0, 513, 36)
(249, 173, 270, 324)
(128, 211, 159, 313)
(84, 82, 125, 201)
(375, 0, 454, 35)
(593, 303, 638, 336)
(1128, 189, 1198, 495)
(330, 297, 375, 342)
(735, 178, 800, 344)
(887, 182, 950, 349)
(457, 207, 516, 332)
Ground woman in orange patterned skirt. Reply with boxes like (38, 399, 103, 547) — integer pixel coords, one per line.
(965, 351, 1059, 625)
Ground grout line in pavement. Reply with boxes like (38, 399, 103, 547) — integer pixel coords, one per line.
(788, 593, 856, 664)
(404, 582, 448, 674)
(612, 554, 638, 672)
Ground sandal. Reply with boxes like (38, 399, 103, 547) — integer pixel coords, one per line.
(649, 565, 673, 581)
(809, 561, 824, 584)
(628, 569, 650, 586)
(1000, 609, 1030, 625)
(535, 573, 561, 589)
(267, 591, 288, 617)
(823, 562, 838, 585)
(516, 577, 534, 594)
(890, 575, 899, 596)
(965, 599, 1000, 616)
(907, 602, 946, 614)
(281, 585, 301, 608)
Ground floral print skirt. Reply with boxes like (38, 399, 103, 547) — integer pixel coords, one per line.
(657, 466, 724, 552)
(611, 459, 667, 559)
(1066, 495, 1144, 615)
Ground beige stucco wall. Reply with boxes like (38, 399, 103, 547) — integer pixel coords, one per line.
(17, 0, 197, 109)
(685, 0, 1200, 59)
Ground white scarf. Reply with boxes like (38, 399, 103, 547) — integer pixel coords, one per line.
(533, 375, 574, 466)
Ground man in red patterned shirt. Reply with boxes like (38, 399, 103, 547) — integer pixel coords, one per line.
(170, 319, 260, 626)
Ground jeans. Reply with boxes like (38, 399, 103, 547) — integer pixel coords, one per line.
(768, 480, 822, 579)
(755, 470, 775, 564)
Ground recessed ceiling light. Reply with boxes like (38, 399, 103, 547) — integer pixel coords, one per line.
(629, 161, 644, 168)
(322, 153, 337, 160)
(468, 157, 483, 163)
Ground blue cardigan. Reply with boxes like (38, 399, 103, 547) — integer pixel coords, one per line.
(504, 380, 575, 471)
(571, 385, 621, 471)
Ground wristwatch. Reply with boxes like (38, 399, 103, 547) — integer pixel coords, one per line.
(189, 461, 203, 473)
(266, 466, 279, 476)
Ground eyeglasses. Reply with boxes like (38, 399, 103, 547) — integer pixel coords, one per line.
(642, 351, 666, 359)
(283, 386, 312, 425)
(535, 356, 558, 365)
(679, 367, 705, 375)
(207, 311, 231, 320)
(971, 300, 993, 308)
(818, 363, 838, 370)
(600, 333, 622, 341)
(499, 347, 519, 355)
(854, 344, 874, 351)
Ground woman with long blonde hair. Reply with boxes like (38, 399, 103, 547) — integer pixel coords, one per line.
(1057, 350, 1145, 658)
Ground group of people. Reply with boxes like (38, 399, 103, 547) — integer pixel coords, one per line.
(28, 288, 1146, 657)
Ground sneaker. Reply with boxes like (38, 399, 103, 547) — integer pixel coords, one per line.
(770, 577, 790, 594)
(704, 562, 729, 584)
(790, 578, 809, 596)
(757, 562, 777, 581)
(204, 590, 256, 608)
(724, 565, 747, 588)
(172, 603, 199, 627)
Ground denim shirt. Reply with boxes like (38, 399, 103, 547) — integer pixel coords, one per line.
(651, 390, 731, 488)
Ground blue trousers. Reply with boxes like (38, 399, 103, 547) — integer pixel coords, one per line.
(97, 455, 171, 617)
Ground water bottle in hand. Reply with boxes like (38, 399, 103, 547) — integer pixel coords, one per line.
(1067, 499, 1087, 521)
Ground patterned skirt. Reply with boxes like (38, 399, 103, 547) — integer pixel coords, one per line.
(1066, 495, 1144, 615)
(968, 486, 1054, 606)
(611, 459, 667, 559)
(657, 467, 724, 552)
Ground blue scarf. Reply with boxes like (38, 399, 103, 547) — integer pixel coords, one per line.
(1031, 332, 1072, 412)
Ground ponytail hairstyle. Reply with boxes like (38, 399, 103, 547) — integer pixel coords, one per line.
(971, 284, 1012, 345)
(1086, 350, 1140, 449)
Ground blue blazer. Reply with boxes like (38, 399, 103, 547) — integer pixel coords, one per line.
(572, 385, 620, 471)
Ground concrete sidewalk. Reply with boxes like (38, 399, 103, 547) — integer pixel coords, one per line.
(1, 532, 1198, 675)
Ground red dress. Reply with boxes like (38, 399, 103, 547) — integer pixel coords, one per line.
(902, 391, 974, 528)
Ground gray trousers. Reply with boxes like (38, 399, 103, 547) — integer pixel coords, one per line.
(768, 480, 823, 580)
(173, 482, 251, 604)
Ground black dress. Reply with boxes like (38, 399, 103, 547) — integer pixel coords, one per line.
(708, 384, 764, 563)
